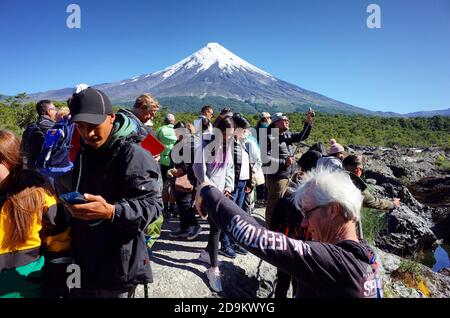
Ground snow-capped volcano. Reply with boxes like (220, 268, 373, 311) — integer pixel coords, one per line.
(28, 42, 374, 114)
(154, 42, 274, 80)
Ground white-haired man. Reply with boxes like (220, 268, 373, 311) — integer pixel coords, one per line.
(195, 167, 383, 298)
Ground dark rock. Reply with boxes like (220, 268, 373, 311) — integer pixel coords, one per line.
(388, 165, 408, 178)
(376, 205, 436, 256)
(365, 170, 401, 187)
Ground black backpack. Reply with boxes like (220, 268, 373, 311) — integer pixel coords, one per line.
(22, 123, 46, 169)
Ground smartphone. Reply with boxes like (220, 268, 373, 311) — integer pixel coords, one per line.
(59, 191, 88, 204)
(308, 107, 315, 117)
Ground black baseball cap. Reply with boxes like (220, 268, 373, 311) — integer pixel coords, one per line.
(69, 87, 113, 125)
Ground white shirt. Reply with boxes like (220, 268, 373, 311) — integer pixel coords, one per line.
(239, 147, 250, 181)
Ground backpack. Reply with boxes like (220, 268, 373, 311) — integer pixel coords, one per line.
(35, 118, 75, 177)
(22, 123, 46, 168)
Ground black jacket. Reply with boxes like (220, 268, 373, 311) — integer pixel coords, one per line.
(22, 115, 55, 169)
(201, 185, 383, 298)
(265, 123, 312, 180)
(60, 131, 163, 290)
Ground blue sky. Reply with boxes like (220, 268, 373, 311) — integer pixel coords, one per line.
(0, 0, 449, 113)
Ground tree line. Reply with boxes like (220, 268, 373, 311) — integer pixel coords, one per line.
(1, 94, 449, 148)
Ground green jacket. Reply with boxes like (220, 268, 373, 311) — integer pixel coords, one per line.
(362, 189, 394, 211)
(349, 173, 394, 211)
(156, 124, 177, 167)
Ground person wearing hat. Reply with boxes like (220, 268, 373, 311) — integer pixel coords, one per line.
(264, 110, 314, 229)
(343, 155, 400, 211)
(156, 113, 178, 217)
(58, 88, 163, 298)
(316, 139, 345, 171)
(254, 112, 271, 144)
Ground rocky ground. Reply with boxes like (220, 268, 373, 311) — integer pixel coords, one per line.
(135, 145, 450, 298)
(135, 209, 280, 298)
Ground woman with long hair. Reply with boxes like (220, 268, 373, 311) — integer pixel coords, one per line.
(193, 116, 235, 293)
(0, 129, 69, 298)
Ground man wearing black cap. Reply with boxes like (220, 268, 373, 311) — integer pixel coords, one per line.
(60, 87, 163, 298)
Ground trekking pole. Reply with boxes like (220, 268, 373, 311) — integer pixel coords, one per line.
(357, 220, 364, 240)
(144, 284, 148, 298)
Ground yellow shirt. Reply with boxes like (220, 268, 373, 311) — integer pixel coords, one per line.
(0, 193, 57, 254)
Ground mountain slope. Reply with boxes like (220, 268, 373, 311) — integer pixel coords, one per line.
(25, 43, 447, 116)
(404, 108, 450, 117)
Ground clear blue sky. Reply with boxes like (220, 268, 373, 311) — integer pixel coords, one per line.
(0, 0, 449, 113)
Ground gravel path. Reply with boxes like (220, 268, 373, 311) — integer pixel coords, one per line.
(135, 208, 280, 298)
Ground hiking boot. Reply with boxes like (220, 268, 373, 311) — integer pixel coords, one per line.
(205, 268, 222, 293)
(187, 225, 202, 241)
(169, 228, 190, 238)
(197, 250, 221, 265)
(219, 245, 236, 258)
(232, 243, 248, 255)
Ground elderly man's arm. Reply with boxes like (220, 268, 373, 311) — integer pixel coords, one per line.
(198, 184, 348, 283)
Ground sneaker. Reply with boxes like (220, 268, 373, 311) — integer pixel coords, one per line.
(232, 243, 248, 255)
(197, 250, 221, 265)
(169, 228, 190, 238)
(205, 268, 222, 292)
(219, 245, 236, 258)
(187, 225, 202, 241)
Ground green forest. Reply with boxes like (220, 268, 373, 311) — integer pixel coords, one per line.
(1, 93, 449, 148)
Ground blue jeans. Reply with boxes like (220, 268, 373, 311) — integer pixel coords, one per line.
(222, 180, 248, 248)
(232, 180, 247, 208)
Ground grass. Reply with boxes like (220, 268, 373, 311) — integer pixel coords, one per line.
(390, 259, 430, 296)
(361, 208, 386, 245)
(436, 155, 450, 173)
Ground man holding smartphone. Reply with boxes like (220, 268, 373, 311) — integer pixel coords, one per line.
(58, 87, 163, 298)
(263, 109, 314, 229)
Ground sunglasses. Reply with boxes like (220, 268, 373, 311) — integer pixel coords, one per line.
(301, 205, 324, 219)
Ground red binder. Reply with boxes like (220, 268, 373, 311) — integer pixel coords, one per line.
(141, 133, 165, 156)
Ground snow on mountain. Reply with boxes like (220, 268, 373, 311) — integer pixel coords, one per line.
(155, 42, 274, 81)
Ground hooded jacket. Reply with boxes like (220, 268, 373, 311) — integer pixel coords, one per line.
(59, 113, 163, 290)
(117, 108, 155, 141)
